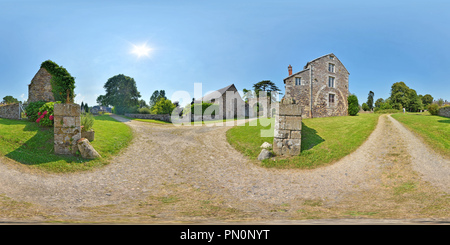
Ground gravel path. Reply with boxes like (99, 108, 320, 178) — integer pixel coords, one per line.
(0, 114, 448, 222)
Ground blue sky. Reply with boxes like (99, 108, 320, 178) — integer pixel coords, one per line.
(1, 0, 449, 107)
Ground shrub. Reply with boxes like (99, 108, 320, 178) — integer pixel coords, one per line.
(348, 94, 359, 116)
(428, 104, 440, 115)
(190, 102, 219, 116)
(152, 98, 176, 114)
(25, 101, 46, 122)
(37, 101, 60, 127)
(362, 102, 370, 111)
(81, 112, 94, 132)
(138, 107, 151, 114)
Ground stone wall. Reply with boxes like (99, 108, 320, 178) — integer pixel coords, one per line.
(125, 113, 172, 122)
(54, 103, 81, 155)
(28, 67, 55, 103)
(273, 101, 302, 156)
(0, 103, 21, 119)
(438, 106, 450, 118)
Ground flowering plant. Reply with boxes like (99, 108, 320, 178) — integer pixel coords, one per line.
(37, 101, 60, 127)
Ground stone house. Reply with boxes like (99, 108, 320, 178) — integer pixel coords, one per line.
(28, 67, 55, 103)
(198, 84, 246, 119)
(283, 53, 349, 118)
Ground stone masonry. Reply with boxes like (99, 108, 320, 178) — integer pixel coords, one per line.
(54, 103, 81, 155)
(28, 67, 55, 103)
(0, 103, 21, 119)
(273, 99, 302, 156)
(283, 53, 349, 118)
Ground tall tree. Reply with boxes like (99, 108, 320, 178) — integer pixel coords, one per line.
(2, 95, 19, 104)
(149, 90, 167, 108)
(366, 91, 374, 111)
(389, 81, 422, 112)
(419, 94, 433, 107)
(97, 74, 141, 114)
(252, 80, 281, 102)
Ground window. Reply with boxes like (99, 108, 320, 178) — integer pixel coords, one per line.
(329, 94, 335, 105)
(328, 63, 335, 73)
(329, 55, 335, 60)
(328, 77, 335, 88)
(295, 77, 301, 85)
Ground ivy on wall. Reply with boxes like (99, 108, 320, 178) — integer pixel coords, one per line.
(40, 60, 76, 103)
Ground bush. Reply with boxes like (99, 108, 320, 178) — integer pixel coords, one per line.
(138, 107, 151, 114)
(81, 112, 94, 132)
(189, 102, 219, 116)
(37, 101, 60, 127)
(25, 101, 47, 122)
(348, 94, 359, 116)
(428, 104, 440, 115)
(362, 103, 370, 111)
(152, 98, 176, 114)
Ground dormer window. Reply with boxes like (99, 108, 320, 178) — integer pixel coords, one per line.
(329, 55, 335, 60)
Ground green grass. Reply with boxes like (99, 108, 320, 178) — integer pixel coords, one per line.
(226, 113, 380, 169)
(122, 116, 171, 124)
(0, 115, 133, 173)
(391, 112, 450, 158)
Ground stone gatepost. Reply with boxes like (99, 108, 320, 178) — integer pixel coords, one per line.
(54, 103, 81, 155)
(273, 99, 302, 156)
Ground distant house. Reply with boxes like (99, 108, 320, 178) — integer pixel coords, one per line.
(91, 106, 112, 114)
(197, 84, 246, 119)
(283, 53, 349, 118)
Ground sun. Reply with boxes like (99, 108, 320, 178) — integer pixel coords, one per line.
(131, 43, 152, 58)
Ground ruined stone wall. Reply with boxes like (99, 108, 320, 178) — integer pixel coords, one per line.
(0, 103, 21, 119)
(438, 106, 450, 118)
(28, 68, 55, 103)
(273, 101, 302, 156)
(54, 104, 81, 155)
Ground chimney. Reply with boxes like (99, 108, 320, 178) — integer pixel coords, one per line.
(288, 65, 292, 76)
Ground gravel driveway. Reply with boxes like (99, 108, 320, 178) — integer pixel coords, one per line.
(0, 114, 448, 223)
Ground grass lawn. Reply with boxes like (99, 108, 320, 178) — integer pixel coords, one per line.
(226, 113, 380, 169)
(0, 114, 133, 173)
(122, 116, 171, 124)
(391, 112, 450, 158)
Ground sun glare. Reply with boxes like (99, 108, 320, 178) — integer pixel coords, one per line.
(131, 43, 152, 58)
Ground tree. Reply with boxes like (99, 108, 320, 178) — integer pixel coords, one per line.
(347, 94, 359, 116)
(366, 91, 374, 111)
(151, 98, 176, 114)
(149, 90, 167, 108)
(139, 99, 148, 108)
(362, 102, 370, 111)
(252, 80, 281, 102)
(421, 94, 433, 107)
(389, 81, 423, 112)
(2, 96, 19, 104)
(97, 74, 141, 114)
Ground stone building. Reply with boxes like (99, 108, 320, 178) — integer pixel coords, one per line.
(283, 53, 349, 118)
(199, 84, 246, 119)
(28, 67, 55, 103)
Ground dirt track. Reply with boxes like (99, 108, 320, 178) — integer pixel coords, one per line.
(0, 114, 449, 224)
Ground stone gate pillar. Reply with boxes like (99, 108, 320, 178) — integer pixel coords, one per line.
(273, 99, 302, 156)
(54, 103, 81, 155)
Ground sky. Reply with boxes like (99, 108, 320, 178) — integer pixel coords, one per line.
(1, 0, 449, 107)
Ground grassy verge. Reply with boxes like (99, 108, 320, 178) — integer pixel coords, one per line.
(122, 116, 171, 124)
(226, 113, 380, 169)
(391, 112, 450, 158)
(0, 114, 133, 173)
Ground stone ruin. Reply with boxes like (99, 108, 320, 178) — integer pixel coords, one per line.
(273, 98, 302, 156)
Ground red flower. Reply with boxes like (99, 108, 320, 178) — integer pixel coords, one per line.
(43, 111, 48, 115)
(40, 114, 45, 119)
(36, 118, 41, 123)
(38, 112, 41, 116)
(49, 115, 54, 120)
